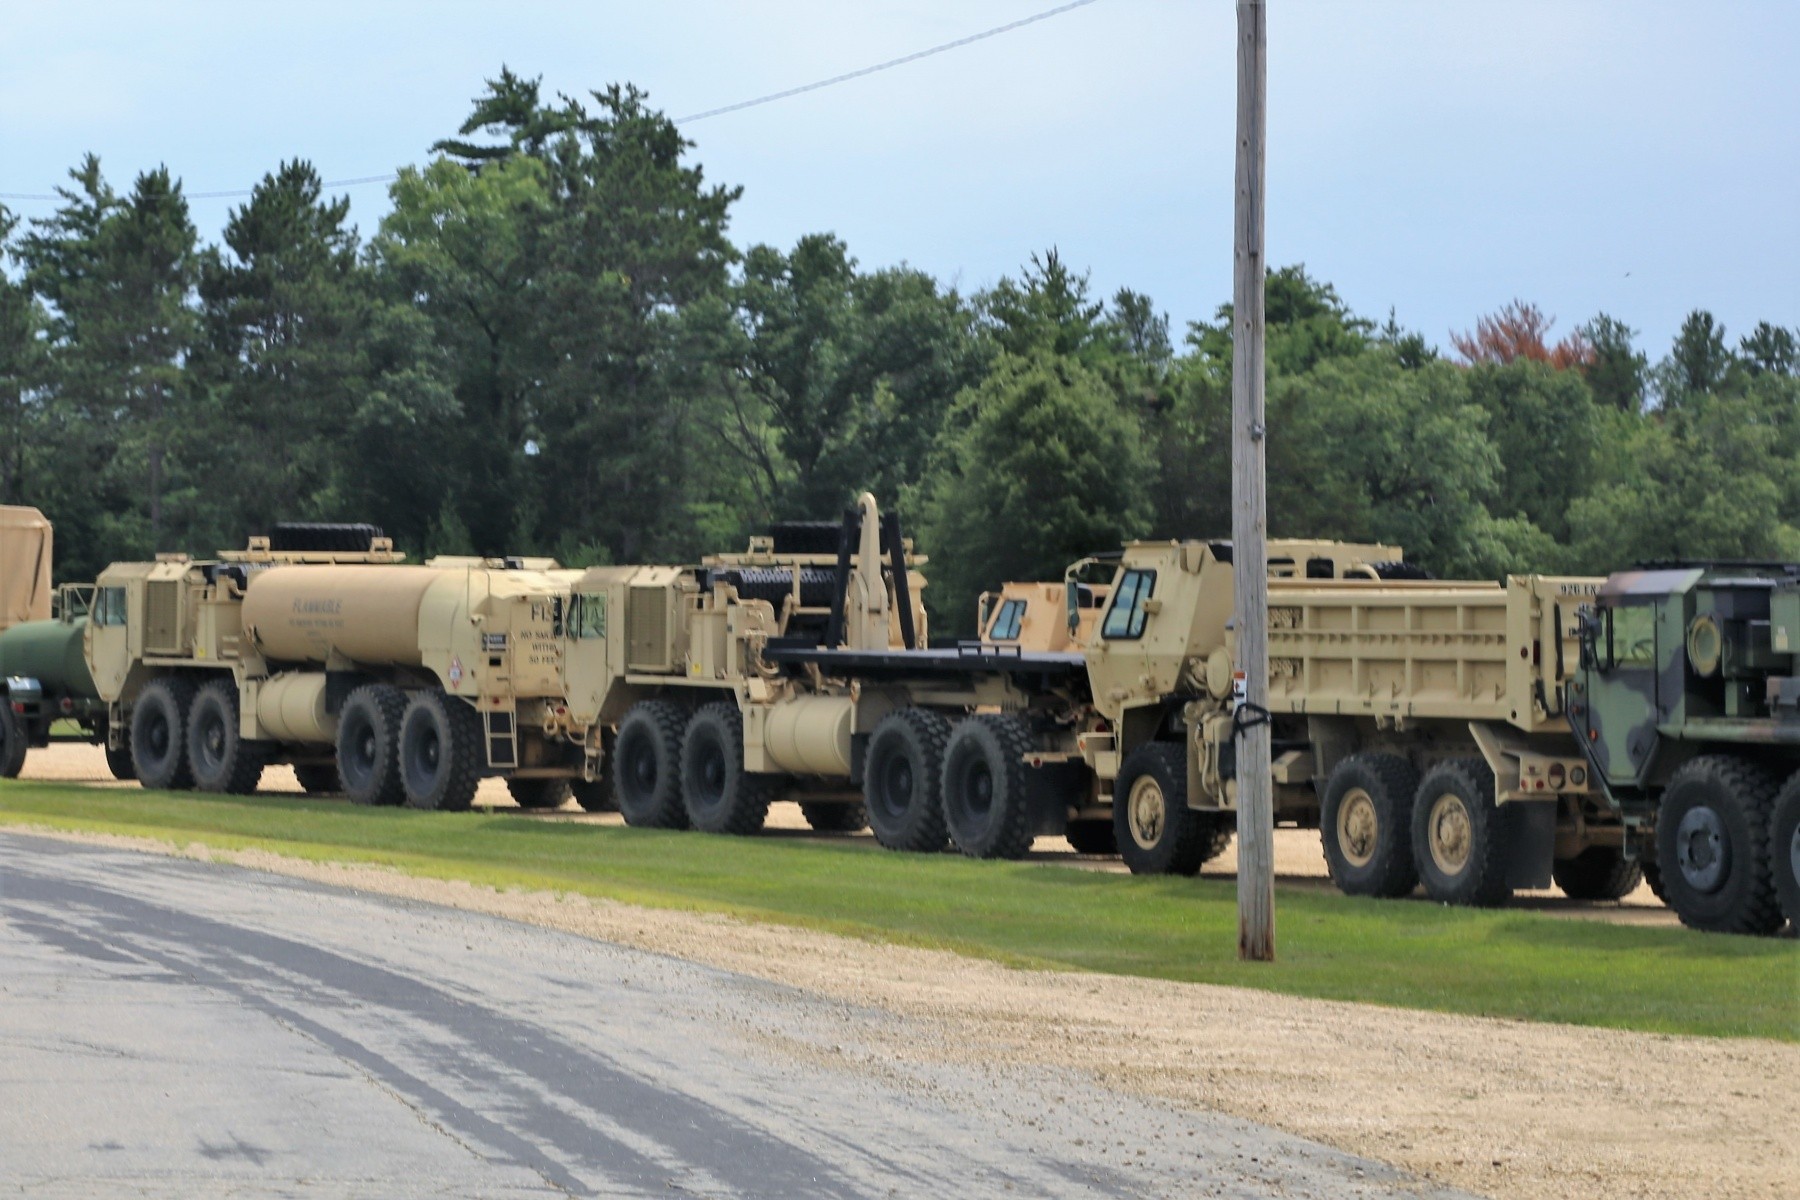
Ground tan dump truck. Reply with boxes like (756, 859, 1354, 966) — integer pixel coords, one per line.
(1071, 540, 1613, 905)
(87, 524, 605, 811)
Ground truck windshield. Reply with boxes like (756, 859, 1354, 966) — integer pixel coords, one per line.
(1608, 604, 1656, 669)
(989, 599, 1025, 641)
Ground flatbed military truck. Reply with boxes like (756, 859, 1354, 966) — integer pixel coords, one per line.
(574, 495, 1413, 860)
(0, 506, 125, 779)
(88, 524, 608, 812)
(1572, 563, 1800, 934)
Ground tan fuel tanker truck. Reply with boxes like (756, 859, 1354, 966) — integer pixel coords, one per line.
(88, 524, 605, 811)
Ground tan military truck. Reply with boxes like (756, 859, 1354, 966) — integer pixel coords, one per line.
(1068, 540, 1614, 906)
(87, 524, 606, 811)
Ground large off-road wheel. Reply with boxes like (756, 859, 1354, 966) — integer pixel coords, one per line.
(942, 714, 1036, 860)
(0, 704, 26, 778)
(1411, 758, 1513, 907)
(336, 684, 406, 806)
(131, 676, 197, 791)
(508, 777, 572, 810)
(399, 691, 483, 812)
(1113, 741, 1228, 875)
(1552, 845, 1644, 901)
(1320, 752, 1419, 897)
(1656, 755, 1782, 935)
(104, 727, 137, 781)
(1065, 819, 1117, 856)
(613, 700, 689, 828)
(292, 763, 340, 795)
(187, 678, 270, 795)
(862, 708, 951, 852)
(1773, 774, 1800, 932)
(682, 703, 779, 835)
(800, 802, 867, 833)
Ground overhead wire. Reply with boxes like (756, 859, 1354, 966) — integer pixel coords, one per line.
(0, 0, 1103, 206)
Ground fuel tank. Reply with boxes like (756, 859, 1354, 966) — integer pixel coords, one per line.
(242, 566, 447, 666)
(0, 617, 96, 698)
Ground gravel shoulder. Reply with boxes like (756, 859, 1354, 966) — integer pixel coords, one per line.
(11, 819, 1794, 1200)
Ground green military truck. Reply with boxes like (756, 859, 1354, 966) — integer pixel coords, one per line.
(1572, 563, 1800, 934)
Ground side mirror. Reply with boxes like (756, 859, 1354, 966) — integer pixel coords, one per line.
(1065, 580, 1080, 636)
(1575, 606, 1602, 671)
(976, 592, 993, 636)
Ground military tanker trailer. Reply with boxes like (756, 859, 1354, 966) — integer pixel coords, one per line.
(0, 506, 128, 778)
(88, 524, 608, 811)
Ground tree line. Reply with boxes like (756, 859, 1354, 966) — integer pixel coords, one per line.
(3, 71, 1797, 634)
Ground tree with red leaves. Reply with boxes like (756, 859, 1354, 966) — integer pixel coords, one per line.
(1452, 300, 1593, 369)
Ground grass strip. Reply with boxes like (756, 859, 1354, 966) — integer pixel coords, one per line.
(2, 780, 1795, 1042)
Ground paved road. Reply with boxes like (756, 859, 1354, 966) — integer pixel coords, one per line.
(0, 834, 1470, 1199)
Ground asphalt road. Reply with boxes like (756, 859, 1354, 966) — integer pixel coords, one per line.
(0, 834, 1470, 1199)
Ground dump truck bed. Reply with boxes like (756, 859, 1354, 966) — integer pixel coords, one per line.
(1263, 576, 1600, 734)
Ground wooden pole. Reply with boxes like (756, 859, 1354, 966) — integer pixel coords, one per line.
(1231, 0, 1275, 962)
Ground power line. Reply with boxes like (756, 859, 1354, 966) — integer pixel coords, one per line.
(674, 0, 1102, 123)
(0, 0, 1102, 206)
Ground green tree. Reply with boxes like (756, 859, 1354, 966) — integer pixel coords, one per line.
(190, 161, 386, 545)
(919, 352, 1153, 633)
(1464, 360, 1600, 542)
(17, 159, 201, 572)
(0, 206, 49, 506)
(1577, 313, 1646, 412)
(1661, 309, 1735, 402)
(1740, 321, 1796, 377)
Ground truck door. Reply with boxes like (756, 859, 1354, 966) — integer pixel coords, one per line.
(561, 589, 611, 728)
(1580, 598, 1662, 788)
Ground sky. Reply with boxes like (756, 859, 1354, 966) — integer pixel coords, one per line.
(2, 0, 1795, 359)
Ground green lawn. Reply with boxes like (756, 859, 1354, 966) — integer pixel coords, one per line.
(2, 779, 1795, 1042)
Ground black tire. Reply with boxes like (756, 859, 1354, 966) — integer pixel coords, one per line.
(613, 700, 689, 828)
(292, 763, 340, 795)
(1773, 774, 1800, 931)
(942, 714, 1036, 860)
(862, 708, 951, 852)
(1655, 755, 1782, 935)
(1411, 758, 1513, 907)
(1113, 741, 1226, 875)
(399, 691, 484, 812)
(800, 802, 868, 833)
(1642, 857, 1667, 903)
(104, 729, 137, 782)
(681, 703, 779, 835)
(508, 777, 572, 810)
(1320, 752, 1419, 897)
(131, 676, 197, 791)
(1065, 818, 1117, 856)
(187, 678, 269, 795)
(1552, 846, 1644, 902)
(0, 703, 26, 779)
(336, 684, 406, 807)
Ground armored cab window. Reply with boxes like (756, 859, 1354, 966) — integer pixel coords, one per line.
(571, 593, 607, 639)
(1607, 604, 1657, 669)
(989, 598, 1026, 641)
(93, 587, 128, 627)
(1102, 569, 1157, 640)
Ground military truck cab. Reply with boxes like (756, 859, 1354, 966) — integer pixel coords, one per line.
(1572, 564, 1800, 933)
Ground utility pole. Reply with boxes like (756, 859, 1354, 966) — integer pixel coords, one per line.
(1231, 0, 1275, 962)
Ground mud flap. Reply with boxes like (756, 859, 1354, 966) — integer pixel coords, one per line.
(1025, 761, 1089, 836)
(1505, 800, 1557, 890)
